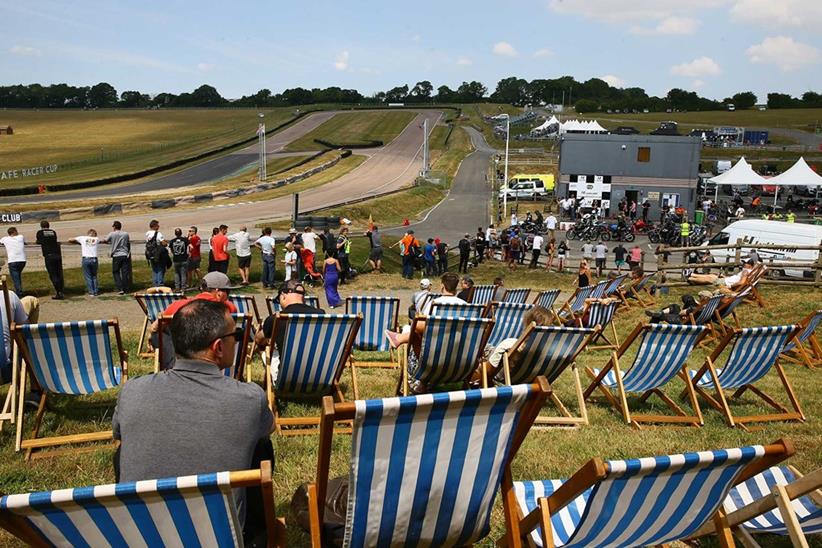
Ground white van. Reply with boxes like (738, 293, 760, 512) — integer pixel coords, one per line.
(498, 178, 550, 200)
(705, 220, 822, 278)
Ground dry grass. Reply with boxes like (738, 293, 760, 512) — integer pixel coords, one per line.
(283, 110, 416, 152)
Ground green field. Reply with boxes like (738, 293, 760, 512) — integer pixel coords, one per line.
(596, 107, 822, 133)
(0, 108, 296, 188)
(0, 257, 819, 546)
(283, 110, 416, 151)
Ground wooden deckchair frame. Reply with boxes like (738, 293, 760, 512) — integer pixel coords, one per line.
(503, 438, 795, 548)
(0, 460, 287, 547)
(308, 378, 552, 548)
(781, 310, 822, 369)
(553, 286, 592, 325)
(575, 300, 620, 351)
(487, 323, 599, 428)
(264, 294, 321, 317)
(345, 296, 400, 369)
(583, 323, 707, 429)
(264, 312, 361, 436)
(687, 326, 805, 430)
(133, 292, 184, 357)
(228, 294, 263, 326)
(0, 276, 17, 433)
(13, 319, 128, 461)
(616, 273, 655, 308)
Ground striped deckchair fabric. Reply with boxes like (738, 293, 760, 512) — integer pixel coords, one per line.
(430, 302, 486, 319)
(556, 285, 594, 322)
(133, 292, 184, 356)
(308, 381, 551, 547)
(603, 274, 627, 297)
(226, 313, 252, 380)
(782, 309, 822, 368)
(502, 288, 531, 304)
(691, 294, 725, 326)
(689, 325, 804, 428)
(617, 272, 655, 307)
(584, 323, 706, 427)
(418, 293, 443, 316)
(265, 313, 361, 434)
(511, 441, 794, 548)
(488, 302, 534, 347)
(533, 289, 560, 310)
(578, 301, 620, 350)
(265, 294, 321, 315)
(227, 294, 261, 324)
(12, 320, 127, 459)
(470, 284, 497, 306)
(589, 280, 609, 299)
(0, 462, 285, 547)
(722, 465, 822, 540)
(711, 287, 751, 338)
(345, 296, 399, 352)
(407, 316, 493, 393)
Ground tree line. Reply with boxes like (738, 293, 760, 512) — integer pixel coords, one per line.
(0, 78, 819, 111)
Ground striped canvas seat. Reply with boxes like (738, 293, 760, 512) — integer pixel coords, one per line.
(589, 280, 609, 299)
(689, 325, 804, 428)
(409, 316, 493, 390)
(618, 273, 655, 307)
(513, 444, 779, 547)
(430, 302, 486, 318)
(265, 294, 320, 315)
(345, 296, 399, 352)
(134, 292, 184, 356)
(503, 288, 531, 304)
(226, 313, 252, 380)
(782, 309, 822, 368)
(533, 289, 560, 310)
(602, 274, 627, 297)
(584, 323, 706, 427)
(308, 382, 550, 547)
(227, 294, 261, 324)
(724, 465, 822, 538)
(500, 327, 594, 385)
(488, 302, 534, 347)
(783, 310, 822, 353)
(470, 284, 497, 306)
(0, 463, 285, 547)
(578, 301, 619, 350)
(418, 293, 443, 316)
(691, 294, 725, 326)
(557, 285, 593, 321)
(711, 287, 751, 337)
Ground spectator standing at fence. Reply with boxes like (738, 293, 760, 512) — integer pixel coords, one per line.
(508, 232, 522, 271)
(485, 225, 496, 260)
(207, 227, 218, 273)
(423, 238, 436, 276)
(229, 226, 253, 286)
(255, 227, 276, 289)
(284, 228, 303, 281)
(321, 227, 336, 259)
(545, 212, 557, 241)
(628, 244, 643, 270)
(474, 229, 486, 265)
(613, 243, 627, 273)
(556, 240, 569, 272)
(581, 242, 593, 264)
(458, 233, 471, 273)
(186, 227, 201, 288)
(0, 227, 26, 295)
(680, 217, 691, 247)
(400, 230, 419, 280)
(436, 238, 448, 274)
(529, 232, 544, 268)
(144, 220, 169, 288)
(283, 242, 297, 282)
(210, 225, 230, 274)
(300, 226, 318, 280)
(169, 228, 189, 291)
(544, 238, 556, 271)
(36, 220, 65, 299)
(594, 241, 608, 277)
(366, 225, 383, 273)
(336, 227, 351, 283)
(101, 221, 131, 295)
(68, 229, 100, 296)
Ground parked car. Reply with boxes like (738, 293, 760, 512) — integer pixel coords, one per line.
(723, 184, 750, 196)
(613, 126, 640, 135)
(498, 178, 549, 200)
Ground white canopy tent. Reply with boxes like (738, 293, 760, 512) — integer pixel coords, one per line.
(708, 157, 767, 202)
(531, 116, 560, 134)
(766, 157, 822, 206)
(589, 120, 608, 133)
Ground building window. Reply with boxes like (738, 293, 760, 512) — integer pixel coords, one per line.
(637, 147, 651, 162)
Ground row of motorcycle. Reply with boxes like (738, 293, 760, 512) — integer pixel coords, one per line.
(530, 214, 707, 245)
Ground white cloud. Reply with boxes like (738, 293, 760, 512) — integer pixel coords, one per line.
(670, 56, 721, 77)
(10, 45, 42, 57)
(492, 41, 518, 57)
(197, 62, 214, 72)
(533, 48, 554, 58)
(334, 50, 349, 71)
(599, 74, 625, 88)
(746, 36, 822, 71)
(691, 79, 705, 89)
(548, 0, 727, 23)
(730, 0, 822, 29)
(630, 16, 699, 35)
(456, 56, 473, 66)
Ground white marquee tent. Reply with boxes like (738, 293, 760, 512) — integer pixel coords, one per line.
(765, 157, 822, 205)
(708, 157, 766, 201)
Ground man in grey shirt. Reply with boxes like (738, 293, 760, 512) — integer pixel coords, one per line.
(101, 220, 131, 294)
(113, 299, 273, 534)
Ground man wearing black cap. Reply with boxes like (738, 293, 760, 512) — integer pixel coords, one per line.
(35, 220, 64, 299)
(101, 221, 132, 295)
(255, 280, 325, 354)
(458, 233, 471, 274)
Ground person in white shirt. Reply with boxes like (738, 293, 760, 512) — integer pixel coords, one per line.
(254, 227, 276, 289)
(385, 272, 466, 348)
(735, 206, 745, 220)
(301, 226, 319, 279)
(510, 212, 518, 227)
(228, 226, 254, 286)
(69, 229, 100, 296)
(545, 213, 558, 240)
(283, 242, 297, 282)
(529, 233, 544, 268)
(411, 278, 432, 319)
(0, 227, 26, 295)
(581, 242, 594, 262)
(594, 241, 608, 277)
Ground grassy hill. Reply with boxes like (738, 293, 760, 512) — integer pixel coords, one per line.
(283, 110, 416, 152)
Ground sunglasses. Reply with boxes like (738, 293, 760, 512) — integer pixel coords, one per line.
(211, 327, 243, 345)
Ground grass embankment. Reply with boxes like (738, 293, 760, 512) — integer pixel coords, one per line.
(283, 110, 416, 152)
(0, 256, 819, 546)
(597, 108, 822, 133)
(0, 108, 296, 188)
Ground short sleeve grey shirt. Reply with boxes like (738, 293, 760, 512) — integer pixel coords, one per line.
(104, 231, 131, 257)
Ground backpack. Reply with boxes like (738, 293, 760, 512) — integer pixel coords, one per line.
(145, 231, 160, 262)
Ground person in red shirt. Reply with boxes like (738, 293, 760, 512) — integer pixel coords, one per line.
(151, 272, 238, 369)
(186, 226, 202, 288)
(210, 224, 230, 274)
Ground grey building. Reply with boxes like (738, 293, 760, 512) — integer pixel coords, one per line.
(558, 133, 701, 219)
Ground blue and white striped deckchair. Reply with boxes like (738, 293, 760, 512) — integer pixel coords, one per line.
(511, 440, 794, 547)
(494, 325, 597, 427)
(488, 302, 535, 347)
(265, 313, 361, 434)
(308, 381, 551, 547)
(689, 325, 804, 428)
(470, 284, 497, 306)
(503, 288, 531, 304)
(265, 294, 320, 315)
(430, 302, 486, 319)
(533, 289, 560, 311)
(12, 320, 127, 459)
(710, 287, 751, 339)
(134, 292, 184, 356)
(782, 309, 822, 368)
(584, 323, 707, 427)
(227, 294, 262, 325)
(602, 274, 627, 298)
(690, 294, 725, 329)
(617, 272, 655, 307)
(589, 280, 609, 299)
(406, 316, 494, 394)
(719, 465, 822, 543)
(0, 461, 286, 547)
(577, 300, 620, 350)
(556, 285, 594, 323)
(345, 295, 399, 354)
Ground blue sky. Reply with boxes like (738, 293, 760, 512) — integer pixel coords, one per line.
(2, 0, 821, 102)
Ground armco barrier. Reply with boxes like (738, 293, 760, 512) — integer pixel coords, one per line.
(21, 210, 60, 222)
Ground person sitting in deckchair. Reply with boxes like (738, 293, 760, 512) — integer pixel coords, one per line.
(479, 306, 554, 383)
(644, 290, 724, 324)
(688, 259, 754, 294)
(384, 272, 465, 348)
